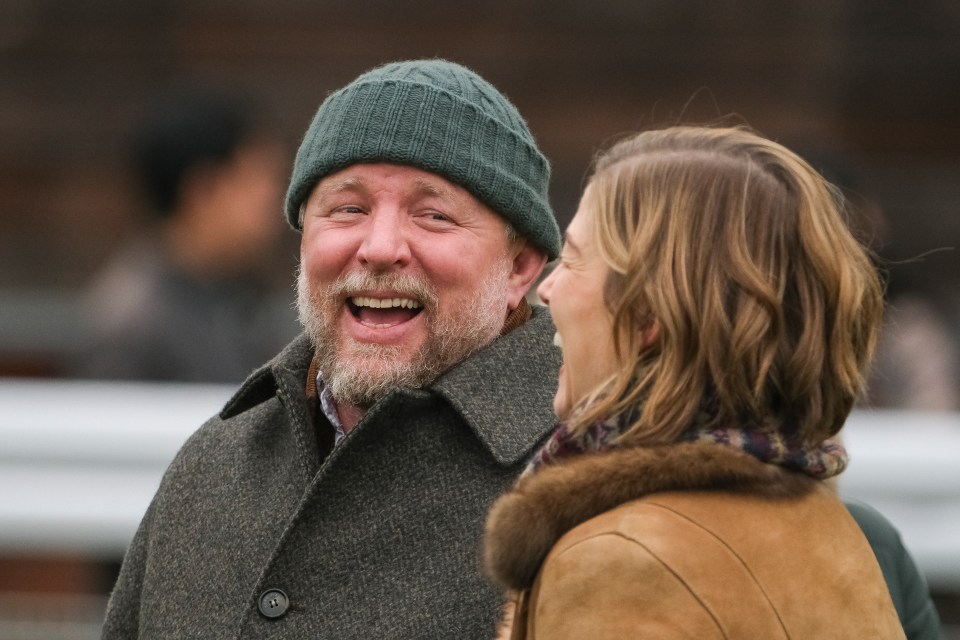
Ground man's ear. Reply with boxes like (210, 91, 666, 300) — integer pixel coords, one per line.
(506, 243, 548, 311)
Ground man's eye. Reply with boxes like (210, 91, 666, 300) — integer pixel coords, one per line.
(421, 211, 452, 223)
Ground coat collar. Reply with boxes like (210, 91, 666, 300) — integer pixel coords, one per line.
(219, 332, 314, 420)
(431, 305, 561, 466)
(484, 441, 817, 591)
(219, 306, 561, 467)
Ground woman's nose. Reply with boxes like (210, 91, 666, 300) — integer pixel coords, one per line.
(537, 266, 556, 305)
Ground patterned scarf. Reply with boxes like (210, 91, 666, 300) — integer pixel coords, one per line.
(526, 410, 848, 480)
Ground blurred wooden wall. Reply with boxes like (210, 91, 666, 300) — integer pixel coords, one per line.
(2, 0, 958, 295)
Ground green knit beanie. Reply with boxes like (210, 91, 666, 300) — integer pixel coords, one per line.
(284, 59, 561, 259)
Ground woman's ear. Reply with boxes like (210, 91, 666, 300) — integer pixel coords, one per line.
(638, 319, 660, 352)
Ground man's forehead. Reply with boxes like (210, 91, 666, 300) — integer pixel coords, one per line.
(313, 163, 457, 196)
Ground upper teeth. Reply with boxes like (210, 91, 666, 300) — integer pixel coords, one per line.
(553, 333, 563, 348)
(352, 296, 422, 309)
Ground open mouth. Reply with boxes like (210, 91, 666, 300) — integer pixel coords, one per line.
(347, 296, 424, 328)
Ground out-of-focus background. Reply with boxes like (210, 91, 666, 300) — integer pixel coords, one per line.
(1, 0, 958, 638)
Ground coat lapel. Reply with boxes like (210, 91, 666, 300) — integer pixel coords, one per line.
(432, 306, 561, 466)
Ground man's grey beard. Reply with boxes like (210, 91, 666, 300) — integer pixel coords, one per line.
(296, 263, 511, 408)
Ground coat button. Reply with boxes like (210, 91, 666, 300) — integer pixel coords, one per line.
(258, 589, 289, 619)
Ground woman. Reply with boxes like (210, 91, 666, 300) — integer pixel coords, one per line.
(484, 126, 906, 639)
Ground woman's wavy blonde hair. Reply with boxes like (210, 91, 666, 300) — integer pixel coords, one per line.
(569, 126, 884, 446)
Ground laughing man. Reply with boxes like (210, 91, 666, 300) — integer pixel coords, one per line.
(101, 59, 562, 638)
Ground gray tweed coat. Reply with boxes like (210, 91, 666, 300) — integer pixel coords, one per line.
(101, 306, 560, 639)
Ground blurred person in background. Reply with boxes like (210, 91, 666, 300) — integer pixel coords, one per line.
(846, 499, 944, 640)
(800, 148, 960, 412)
(867, 271, 959, 412)
(70, 86, 297, 382)
(100, 59, 562, 638)
(484, 126, 936, 639)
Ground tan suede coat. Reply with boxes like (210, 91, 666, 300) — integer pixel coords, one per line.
(485, 442, 906, 639)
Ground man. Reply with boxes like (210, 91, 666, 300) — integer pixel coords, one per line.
(101, 60, 563, 638)
(73, 87, 295, 382)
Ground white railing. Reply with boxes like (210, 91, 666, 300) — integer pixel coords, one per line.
(838, 410, 960, 589)
(1, 378, 959, 588)
(0, 379, 233, 555)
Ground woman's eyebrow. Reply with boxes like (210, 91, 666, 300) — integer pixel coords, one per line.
(562, 232, 582, 253)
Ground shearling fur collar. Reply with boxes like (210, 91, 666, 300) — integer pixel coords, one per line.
(484, 441, 816, 591)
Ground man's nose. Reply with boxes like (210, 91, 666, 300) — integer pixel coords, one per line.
(356, 210, 411, 271)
